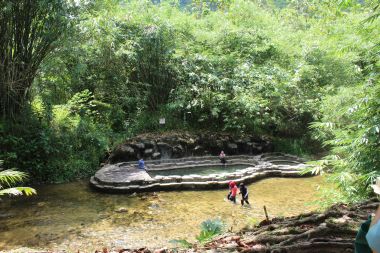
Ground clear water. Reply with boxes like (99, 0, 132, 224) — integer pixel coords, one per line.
(147, 165, 248, 177)
(0, 176, 332, 252)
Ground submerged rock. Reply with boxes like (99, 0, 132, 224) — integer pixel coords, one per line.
(115, 207, 128, 213)
(149, 203, 159, 209)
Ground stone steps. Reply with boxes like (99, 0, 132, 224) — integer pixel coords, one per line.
(90, 153, 312, 193)
(90, 168, 312, 193)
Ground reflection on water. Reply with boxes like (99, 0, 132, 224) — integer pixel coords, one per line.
(0, 176, 330, 252)
(148, 165, 248, 176)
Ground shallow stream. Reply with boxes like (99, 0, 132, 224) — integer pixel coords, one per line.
(0, 176, 331, 252)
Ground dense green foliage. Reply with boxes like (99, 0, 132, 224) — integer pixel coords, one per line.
(0, 0, 379, 201)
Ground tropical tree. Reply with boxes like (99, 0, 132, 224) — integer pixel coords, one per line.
(0, 0, 73, 119)
(0, 160, 36, 196)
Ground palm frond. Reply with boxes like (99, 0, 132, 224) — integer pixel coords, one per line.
(0, 187, 36, 196)
(363, 3, 380, 23)
(0, 169, 28, 188)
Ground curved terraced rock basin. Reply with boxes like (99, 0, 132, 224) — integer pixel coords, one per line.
(90, 152, 312, 193)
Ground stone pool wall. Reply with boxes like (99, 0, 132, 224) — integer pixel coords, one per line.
(90, 153, 312, 193)
(108, 132, 273, 163)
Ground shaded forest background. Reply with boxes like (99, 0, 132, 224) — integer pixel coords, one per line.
(0, 0, 379, 202)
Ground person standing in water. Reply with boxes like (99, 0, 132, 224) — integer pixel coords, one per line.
(228, 181, 238, 204)
(239, 183, 250, 206)
(219, 151, 226, 165)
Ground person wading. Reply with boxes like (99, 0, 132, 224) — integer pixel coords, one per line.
(239, 183, 250, 206)
(227, 181, 238, 204)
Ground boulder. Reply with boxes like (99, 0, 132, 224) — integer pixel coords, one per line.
(216, 140, 224, 149)
(109, 145, 136, 163)
(236, 139, 252, 154)
(245, 142, 254, 154)
(263, 141, 274, 152)
(187, 138, 196, 146)
(142, 140, 155, 149)
(152, 152, 161, 160)
(134, 143, 145, 150)
(157, 142, 173, 159)
(193, 145, 204, 155)
(227, 142, 238, 154)
(252, 143, 263, 154)
(172, 144, 185, 158)
(144, 149, 153, 157)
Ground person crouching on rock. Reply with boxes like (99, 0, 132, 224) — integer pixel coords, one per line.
(239, 183, 250, 206)
(138, 158, 146, 170)
(228, 181, 238, 204)
(219, 151, 227, 165)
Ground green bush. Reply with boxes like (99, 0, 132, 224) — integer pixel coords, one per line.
(196, 218, 224, 244)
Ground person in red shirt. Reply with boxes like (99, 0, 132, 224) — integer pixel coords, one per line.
(227, 181, 238, 204)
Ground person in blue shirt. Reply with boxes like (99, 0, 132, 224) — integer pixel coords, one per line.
(366, 177, 380, 253)
(355, 177, 380, 253)
(138, 158, 146, 170)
